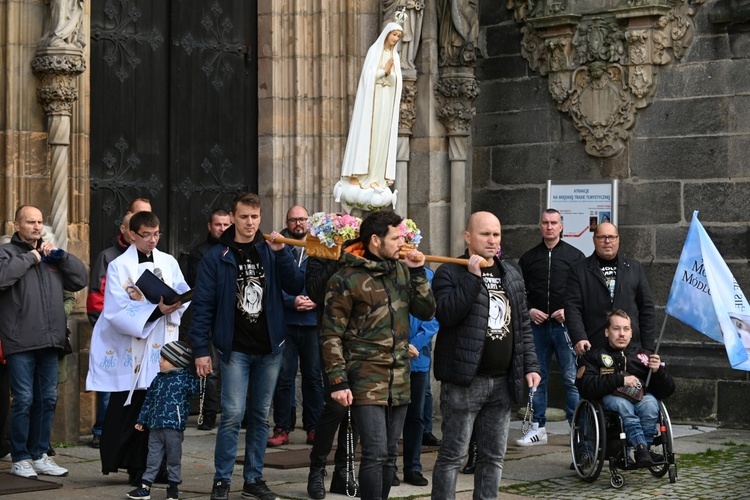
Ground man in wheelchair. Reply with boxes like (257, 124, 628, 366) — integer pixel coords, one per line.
(576, 309, 675, 468)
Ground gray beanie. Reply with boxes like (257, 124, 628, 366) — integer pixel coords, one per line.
(161, 340, 192, 369)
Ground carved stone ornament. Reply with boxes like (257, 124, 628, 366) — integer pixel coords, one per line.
(399, 78, 419, 132)
(508, 0, 702, 157)
(434, 71, 480, 134)
(31, 49, 86, 116)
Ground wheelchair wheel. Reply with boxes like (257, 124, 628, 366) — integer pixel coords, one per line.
(570, 400, 605, 482)
(649, 401, 676, 478)
(610, 471, 624, 489)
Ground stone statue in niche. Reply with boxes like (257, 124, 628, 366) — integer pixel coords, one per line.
(708, 0, 750, 24)
(38, 0, 86, 50)
(383, 0, 424, 72)
(438, 0, 480, 66)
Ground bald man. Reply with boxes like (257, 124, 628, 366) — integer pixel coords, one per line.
(0, 205, 87, 478)
(431, 211, 540, 499)
(565, 222, 656, 355)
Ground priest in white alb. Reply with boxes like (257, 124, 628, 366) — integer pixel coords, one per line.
(86, 211, 189, 485)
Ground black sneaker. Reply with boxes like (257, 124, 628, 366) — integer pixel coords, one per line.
(635, 444, 655, 468)
(391, 474, 400, 486)
(211, 480, 230, 500)
(403, 470, 428, 486)
(166, 485, 179, 500)
(422, 432, 442, 447)
(330, 469, 359, 497)
(126, 485, 151, 499)
(650, 450, 665, 463)
(90, 434, 101, 449)
(307, 467, 326, 499)
(241, 479, 280, 500)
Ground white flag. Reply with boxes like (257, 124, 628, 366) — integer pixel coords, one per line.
(664, 211, 750, 371)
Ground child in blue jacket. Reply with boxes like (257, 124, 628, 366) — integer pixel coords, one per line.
(127, 341, 199, 500)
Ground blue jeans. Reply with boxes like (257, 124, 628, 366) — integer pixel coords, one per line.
(531, 321, 579, 425)
(432, 376, 512, 500)
(352, 404, 408, 500)
(7, 348, 59, 461)
(403, 371, 428, 473)
(214, 350, 282, 485)
(602, 393, 659, 448)
(92, 392, 110, 436)
(272, 325, 323, 432)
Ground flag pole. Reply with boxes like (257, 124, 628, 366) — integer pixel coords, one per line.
(645, 314, 669, 388)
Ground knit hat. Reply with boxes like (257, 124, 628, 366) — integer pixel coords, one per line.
(161, 340, 192, 369)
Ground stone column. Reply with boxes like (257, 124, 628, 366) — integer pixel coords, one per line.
(435, 68, 479, 256)
(31, 45, 86, 249)
(435, 0, 480, 256)
(395, 75, 418, 216)
(31, 47, 86, 249)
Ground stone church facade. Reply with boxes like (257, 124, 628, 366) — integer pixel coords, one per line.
(0, 0, 747, 442)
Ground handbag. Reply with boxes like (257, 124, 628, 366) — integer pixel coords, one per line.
(613, 372, 644, 403)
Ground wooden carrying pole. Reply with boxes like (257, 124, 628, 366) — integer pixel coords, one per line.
(264, 234, 477, 267)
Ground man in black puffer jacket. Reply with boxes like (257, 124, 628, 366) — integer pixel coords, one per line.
(431, 211, 540, 500)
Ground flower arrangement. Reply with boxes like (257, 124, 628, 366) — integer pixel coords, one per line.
(399, 218, 422, 246)
(308, 212, 362, 248)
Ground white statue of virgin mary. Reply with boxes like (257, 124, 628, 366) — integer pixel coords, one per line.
(335, 22, 404, 213)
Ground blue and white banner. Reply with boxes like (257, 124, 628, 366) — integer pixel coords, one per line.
(665, 211, 750, 371)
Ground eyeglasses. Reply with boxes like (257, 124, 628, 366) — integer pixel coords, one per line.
(135, 231, 162, 241)
(286, 217, 307, 224)
(595, 235, 619, 242)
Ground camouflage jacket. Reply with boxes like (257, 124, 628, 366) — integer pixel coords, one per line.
(320, 241, 436, 406)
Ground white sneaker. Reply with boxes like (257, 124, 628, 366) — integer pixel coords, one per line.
(32, 453, 68, 476)
(515, 422, 548, 447)
(11, 459, 38, 479)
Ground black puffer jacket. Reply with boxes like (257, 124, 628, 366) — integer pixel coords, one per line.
(432, 253, 539, 404)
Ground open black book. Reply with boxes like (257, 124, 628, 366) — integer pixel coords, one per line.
(135, 269, 193, 305)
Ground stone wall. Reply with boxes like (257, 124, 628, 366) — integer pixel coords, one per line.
(475, 0, 750, 427)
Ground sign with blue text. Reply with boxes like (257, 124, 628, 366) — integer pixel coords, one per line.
(546, 180, 618, 257)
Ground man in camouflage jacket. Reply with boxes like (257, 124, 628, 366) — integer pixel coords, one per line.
(320, 210, 435, 500)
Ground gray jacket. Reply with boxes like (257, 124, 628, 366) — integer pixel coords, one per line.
(0, 233, 88, 356)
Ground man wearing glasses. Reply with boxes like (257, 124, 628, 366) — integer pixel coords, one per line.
(267, 205, 323, 448)
(87, 211, 190, 487)
(565, 222, 656, 355)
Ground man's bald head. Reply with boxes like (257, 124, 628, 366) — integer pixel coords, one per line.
(464, 211, 501, 261)
(466, 211, 500, 232)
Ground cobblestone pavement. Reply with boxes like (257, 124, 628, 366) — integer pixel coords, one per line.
(1, 418, 749, 499)
(497, 449, 750, 500)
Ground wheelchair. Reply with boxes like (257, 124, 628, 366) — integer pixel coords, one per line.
(570, 399, 677, 488)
